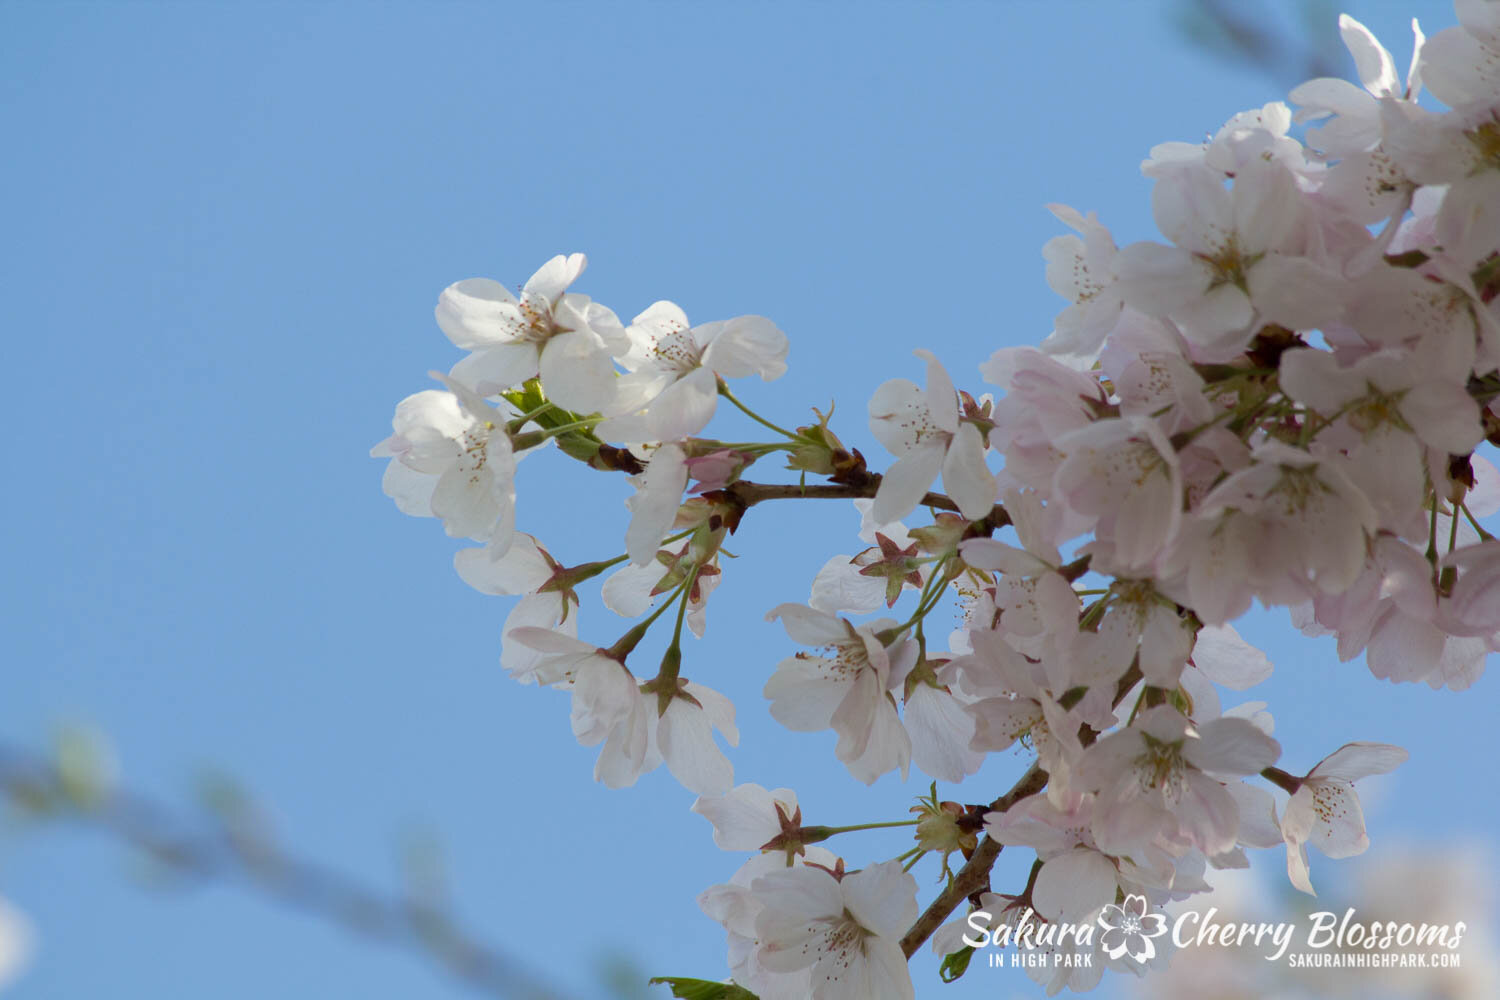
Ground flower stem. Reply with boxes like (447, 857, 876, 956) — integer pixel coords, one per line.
(718, 381, 801, 440)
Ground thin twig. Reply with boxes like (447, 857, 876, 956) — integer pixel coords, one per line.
(0, 741, 574, 1000)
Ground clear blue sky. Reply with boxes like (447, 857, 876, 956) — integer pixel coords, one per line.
(2, 2, 1490, 999)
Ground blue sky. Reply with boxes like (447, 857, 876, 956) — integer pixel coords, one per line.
(2, 2, 1491, 999)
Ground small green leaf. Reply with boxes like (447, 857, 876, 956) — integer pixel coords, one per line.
(939, 945, 975, 983)
(647, 975, 759, 999)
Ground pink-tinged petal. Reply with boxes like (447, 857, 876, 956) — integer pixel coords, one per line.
(659, 688, 736, 796)
(914, 349, 960, 435)
(1138, 607, 1194, 686)
(968, 697, 1044, 752)
(1339, 14, 1399, 94)
(1308, 742, 1408, 781)
(1248, 254, 1342, 331)
(766, 603, 850, 645)
(1400, 380, 1484, 453)
(507, 626, 595, 655)
(448, 342, 540, 397)
(453, 534, 550, 595)
(1033, 849, 1118, 922)
(844, 695, 912, 785)
(1174, 281, 1253, 342)
(764, 657, 847, 731)
(942, 423, 997, 520)
(1175, 772, 1241, 856)
(592, 693, 655, 788)
(1227, 782, 1283, 849)
(1367, 612, 1445, 682)
(500, 595, 575, 683)
(600, 561, 666, 618)
(958, 537, 1049, 576)
(830, 668, 882, 763)
(842, 861, 919, 939)
(570, 658, 639, 745)
(1278, 348, 1361, 413)
(1303, 781, 1370, 859)
(1233, 161, 1301, 253)
(1116, 242, 1206, 316)
(691, 783, 797, 851)
(752, 866, 843, 932)
(810, 556, 888, 615)
(1152, 165, 1232, 252)
(1420, 26, 1500, 111)
(538, 330, 617, 414)
(701, 315, 789, 380)
(905, 684, 983, 782)
(1191, 624, 1272, 688)
(872, 441, 946, 525)
(1187, 717, 1282, 776)
(1286, 836, 1317, 896)
(860, 937, 915, 1000)
(867, 377, 928, 455)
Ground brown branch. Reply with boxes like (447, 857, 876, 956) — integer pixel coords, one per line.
(898, 659, 1145, 958)
(899, 761, 1048, 958)
(0, 741, 573, 1000)
(726, 479, 961, 514)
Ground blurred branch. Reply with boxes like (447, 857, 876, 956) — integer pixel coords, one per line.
(1173, 0, 1347, 89)
(0, 736, 575, 1000)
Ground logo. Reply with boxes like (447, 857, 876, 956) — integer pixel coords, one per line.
(1096, 894, 1168, 963)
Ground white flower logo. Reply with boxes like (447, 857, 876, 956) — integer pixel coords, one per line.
(1096, 894, 1168, 963)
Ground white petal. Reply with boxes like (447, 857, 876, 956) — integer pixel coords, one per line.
(1308, 742, 1408, 782)
(872, 441, 946, 524)
(538, 330, 618, 414)
(701, 315, 789, 380)
(1033, 850, 1118, 922)
(1190, 624, 1273, 689)
(942, 423, 997, 520)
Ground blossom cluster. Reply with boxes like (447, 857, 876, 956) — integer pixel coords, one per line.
(372, 6, 1499, 997)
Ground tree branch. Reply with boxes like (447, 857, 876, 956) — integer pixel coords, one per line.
(899, 761, 1048, 958)
(725, 478, 962, 514)
(0, 741, 574, 1000)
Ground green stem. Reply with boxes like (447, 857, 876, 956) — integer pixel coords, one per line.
(822, 819, 920, 835)
(1460, 500, 1496, 542)
(718, 382, 801, 440)
(506, 401, 556, 431)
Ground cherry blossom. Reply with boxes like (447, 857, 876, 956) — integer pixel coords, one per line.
(868, 350, 997, 523)
(436, 253, 627, 411)
(1279, 742, 1408, 895)
(1116, 160, 1339, 355)
(370, 375, 519, 552)
(763, 604, 913, 784)
(752, 859, 918, 1000)
(367, 9, 1500, 993)
(598, 301, 788, 443)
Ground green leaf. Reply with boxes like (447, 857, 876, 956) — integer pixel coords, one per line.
(647, 976, 759, 999)
(939, 945, 975, 983)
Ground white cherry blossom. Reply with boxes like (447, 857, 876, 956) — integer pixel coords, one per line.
(752, 860, 918, 1000)
(436, 253, 627, 412)
(763, 604, 913, 785)
(598, 301, 787, 443)
(1116, 160, 1340, 354)
(1279, 742, 1408, 894)
(370, 375, 518, 552)
(868, 350, 996, 523)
